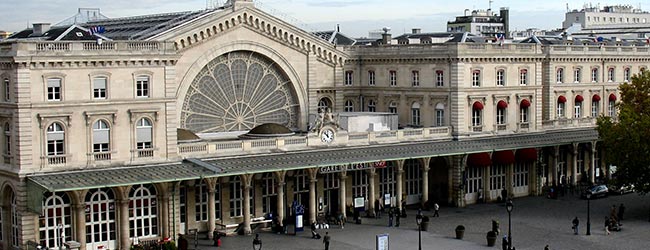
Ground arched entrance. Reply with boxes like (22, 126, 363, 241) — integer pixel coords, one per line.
(429, 157, 450, 205)
(180, 51, 301, 133)
(85, 188, 117, 250)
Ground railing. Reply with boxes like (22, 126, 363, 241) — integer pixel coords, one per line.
(250, 139, 277, 148)
(10, 41, 175, 55)
(518, 122, 529, 130)
(93, 152, 112, 161)
(36, 42, 70, 51)
(128, 42, 160, 50)
(284, 137, 307, 146)
(137, 149, 154, 158)
(496, 124, 507, 131)
(215, 141, 243, 151)
(44, 155, 67, 165)
(83, 42, 116, 51)
(402, 129, 423, 137)
(178, 142, 208, 153)
(471, 126, 483, 132)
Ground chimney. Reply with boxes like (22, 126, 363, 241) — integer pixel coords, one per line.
(382, 33, 392, 45)
(32, 23, 51, 36)
(412, 28, 421, 34)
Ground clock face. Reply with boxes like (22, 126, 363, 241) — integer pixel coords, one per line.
(321, 129, 334, 143)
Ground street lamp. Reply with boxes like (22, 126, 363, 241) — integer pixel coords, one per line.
(253, 233, 262, 250)
(416, 211, 423, 250)
(506, 199, 513, 250)
(586, 192, 592, 235)
(57, 223, 64, 250)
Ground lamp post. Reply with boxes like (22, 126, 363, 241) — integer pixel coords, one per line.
(57, 223, 64, 250)
(253, 233, 262, 250)
(506, 199, 513, 250)
(416, 212, 423, 250)
(586, 192, 592, 235)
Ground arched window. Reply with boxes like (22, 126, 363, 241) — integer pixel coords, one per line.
(574, 95, 584, 118)
(607, 68, 615, 82)
(435, 103, 445, 127)
(520, 99, 531, 123)
(228, 176, 252, 217)
(496, 100, 507, 125)
(129, 184, 158, 238)
(93, 120, 110, 153)
(39, 192, 72, 248)
(46, 123, 65, 156)
(317, 98, 331, 113)
(411, 103, 421, 126)
(623, 68, 631, 82)
(608, 94, 617, 117)
(592, 95, 601, 117)
(136, 118, 153, 150)
(344, 100, 354, 112)
(388, 101, 397, 114)
(471, 101, 483, 130)
(557, 96, 567, 118)
(195, 179, 220, 222)
(556, 68, 564, 83)
(85, 188, 116, 249)
(368, 99, 376, 112)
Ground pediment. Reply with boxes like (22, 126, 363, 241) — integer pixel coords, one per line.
(150, 6, 347, 66)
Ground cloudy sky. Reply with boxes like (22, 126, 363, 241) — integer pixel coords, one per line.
(0, 0, 634, 37)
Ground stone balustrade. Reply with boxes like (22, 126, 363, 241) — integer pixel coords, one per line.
(0, 40, 176, 57)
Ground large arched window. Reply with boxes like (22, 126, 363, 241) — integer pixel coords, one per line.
(229, 176, 252, 217)
(92, 120, 110, 153)
(136, 118, 153, 150)
(262, 173, 277, 215)
(411, 103, 421, 126)
(317, 98, 332, 113)
(471, 101, 483, 131)
(388, 101, 397, 114)
(39, 192, 72, 248)
(11, 191, 18, 248)
(85, 188, 116, 249)
(129, 184, 158, 238)
(46, 123, 65, 156)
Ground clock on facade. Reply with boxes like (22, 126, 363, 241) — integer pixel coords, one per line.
(320, 128, 335, 143)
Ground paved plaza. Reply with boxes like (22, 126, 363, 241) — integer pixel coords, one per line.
(187, 192, 650, 250)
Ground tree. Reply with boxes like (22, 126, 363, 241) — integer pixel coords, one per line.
(597, 70, 650, 194)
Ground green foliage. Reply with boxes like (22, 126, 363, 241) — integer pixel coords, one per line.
(597, 69, 650, 194)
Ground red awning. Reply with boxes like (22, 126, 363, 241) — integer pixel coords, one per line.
(520, 99, 531, 108)
(575, 95, 584, 102)
(609, 93, 617, 101)
(497, 100, 508, 109)
(516, 148, 537, 162)
(592, 95, 601, 102)
(467, 152, 491, 167)
(557, 96, 567, 103)
(473, 101, 484, 110)
(493, 150, 515, 165)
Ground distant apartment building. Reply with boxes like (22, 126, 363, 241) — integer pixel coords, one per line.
(563, 4, 650, 39)
(447, 8, 509, 37)
(0, 31, 11, 40)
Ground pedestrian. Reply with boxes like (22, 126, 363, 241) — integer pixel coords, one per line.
(253, 233, 262, 249)
(433, 203, 440, 217)
(388, 208, 393, 227)
(544, 245, 550, 250)
(572, 216, 579, 235)
(501, 187, 508, 202)
(374, 198, 381, 218)
(323, 231, 331, 250)
(502, 234, 508, 250)
(604, 216, 610, 235)
(395, 208, 401, 227)
(618, 203, 625, 221)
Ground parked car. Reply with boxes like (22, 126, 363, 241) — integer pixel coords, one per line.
(608, 184, 634, 195)
(582, 184, 609, 199)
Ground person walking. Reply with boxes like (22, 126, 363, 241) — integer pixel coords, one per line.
(544, 245, 549, 250)
(604, 216, 610, 235)
(374, 198, 381, 218)
(253, 233, 262, 249)
(395, 208, 401, 227)
(388, 208, 394, 227)
(618, 203, 626, 221)
(433, 203, 440, 217)
(323, 231, 331, 250)
(502, 234, 509, 250)
(572, 217, 579, 235)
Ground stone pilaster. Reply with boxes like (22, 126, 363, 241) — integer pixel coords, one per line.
(206, 178, 217, 239)
(421, 158, 430, 208)
(241, 174, 253, 235)
(367, 168, 376, 216)
(308, 168, 318, 223)
(339, 172, 347, 218)
(395, 160, 404, 210)
(275, 171, 286, 227)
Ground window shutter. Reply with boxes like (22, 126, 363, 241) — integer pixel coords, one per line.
(137, 127, 152, 142)
(47, 78, 61, 87)
(94, 129, 109, 144)
(93, 77, 106, 89)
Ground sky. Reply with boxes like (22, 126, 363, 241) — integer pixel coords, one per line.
(0, 0, 640, 37)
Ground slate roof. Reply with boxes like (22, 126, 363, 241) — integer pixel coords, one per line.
(312, 30, 356, 46)
(7, 25, 105, 41)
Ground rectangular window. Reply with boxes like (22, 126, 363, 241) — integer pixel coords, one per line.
(389, 106, 397, 114)
(472, 109, 481, 126)
(345, 71, 353, 86)
(574, 69, 581, 83)
(472, 70, 481, 87)
(136, 76, 150, 98)
(412, 71, 419, 86)
(93, 143, 109, 153)
(574, 103, 582, 118)
(556, 68, 564, 83)
(624, 68, 630, 82)
(47, 78, 62, 101)
(136, 142, 152, 149)
(607, 68, 614, 82)
(519, 69, 528, 85)
(368, 71, 375, 86)
(436, 70, 444, 87)
(93, 77, 107, 99)
(47, 140, 64, 156)
(411, 108, 420, 126)
(592, 101, 599, 117)
(591, 68, 598, 82)
(520, 107, 528, 123)
(3, 78, 9, 101)
(496, 108, 505, 124)
(436, 109, 444, 126)
(557, 103, 565, 118)
(608, 101, 615, 117)
(389, 71, 397, 86)
(496, 70, 505, 86)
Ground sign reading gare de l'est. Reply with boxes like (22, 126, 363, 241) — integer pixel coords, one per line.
(318, 161, 387, 174)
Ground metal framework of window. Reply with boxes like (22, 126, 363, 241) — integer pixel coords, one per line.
(39, 192, 72, 249)
(435, 104, 445, 127)
(388, 102, 397, 114)
(556, 68, 564, 83)
(513, 164, 529, 187)
(520, 107, 528, 123)
(389, 71, 397, 86)
(318, 98, 331, 113)
(379, 163, 395, 198)
(519, 69, 528, 85)
(412, 71, 420, 86)
(344, 100, 354, 112)
(368, 71, 375, 86)
(607, 68, 615, 82)
(47, 123, 65, 156)
(230, 176, 243, 217)
(557, 102, 565, 118)
(195, 180, 209, 221)
(47, 78, 62, 101)
(466, 167, 483, 194)
(136, 118, 153, 149)
(436, 70, 444, 87)
(591, 68, 598, 82)
(489, 165, 506, 191)
(405, 160, 422, 197)
(368, 99, 376, 112)
(293, 170, 309, 204)
(93, 77, 107, 99)
(85, 188, 116, 249)
(411, 103, 420, 126)
(352, 169, 369, 199)
(11, 192, 18, 248)
(472, 109, 482, 127)
(3, 78, 9, 101)
(574, 68, 581, 83)
(496, 69, 505, 86)
(496, 108, 506, 125)
(472, 70, 481, 87)
(323, 173, 339, 210)
(592, 101, 599, 117)
(345, 71, 353, 86)
(608, 100, 615, 117)
(262, 173, 277, 215)
(624, 68, 630, 82)
(4, 123, 10, 157)
(128, 184, 158, 238)
(574, 101, 582, 118)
